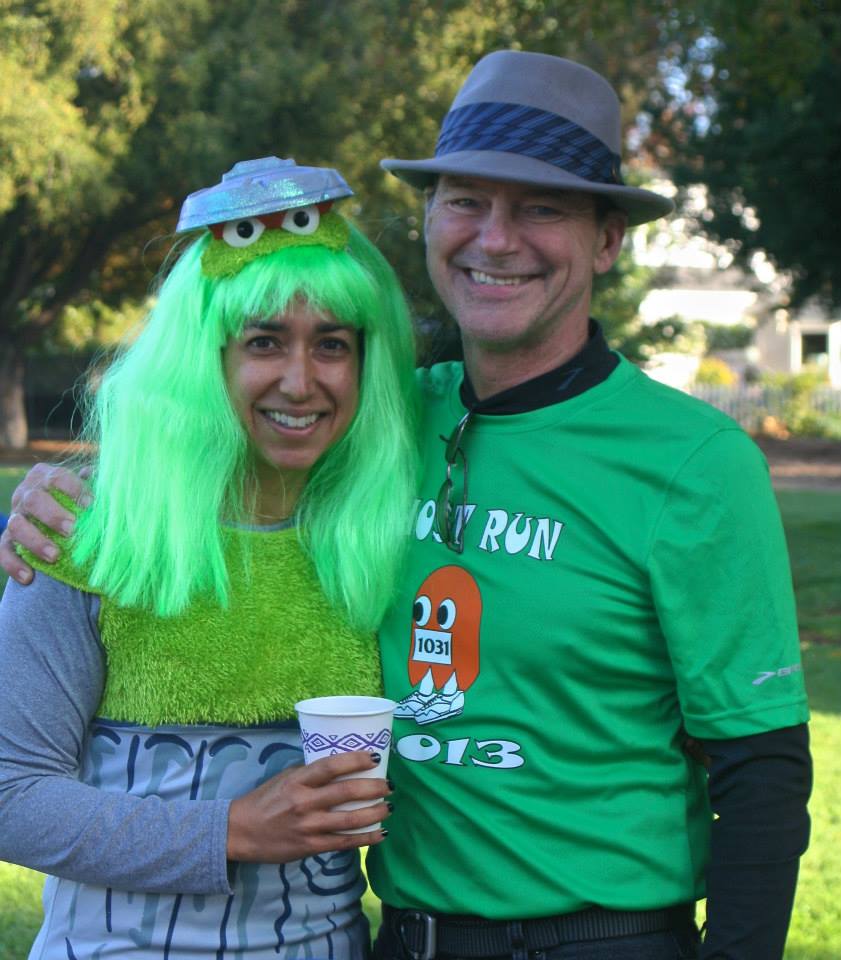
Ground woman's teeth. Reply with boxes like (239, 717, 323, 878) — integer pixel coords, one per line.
(265, 411, 319, 429)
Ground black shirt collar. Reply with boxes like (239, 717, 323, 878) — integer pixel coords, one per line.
(459, 320, 618, 415)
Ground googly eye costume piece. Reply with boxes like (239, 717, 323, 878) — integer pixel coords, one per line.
(176, 156, 354, 278)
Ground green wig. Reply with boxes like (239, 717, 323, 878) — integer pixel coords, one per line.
(72, 223, 418, 631)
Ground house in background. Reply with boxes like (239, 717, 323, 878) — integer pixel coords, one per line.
(637, 262, 762, 388)
(754, 299, 841, 389)
(632, 189, 841, 390)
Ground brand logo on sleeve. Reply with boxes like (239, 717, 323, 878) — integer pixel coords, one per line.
(753, 663, 802, 686)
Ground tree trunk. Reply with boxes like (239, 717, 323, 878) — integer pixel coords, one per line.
(0, 341, 28, 448)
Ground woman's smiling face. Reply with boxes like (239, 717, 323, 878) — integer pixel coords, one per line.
(223, 299, 361, 514)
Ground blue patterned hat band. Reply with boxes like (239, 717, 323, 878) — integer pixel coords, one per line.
(436, 102, 623, 186)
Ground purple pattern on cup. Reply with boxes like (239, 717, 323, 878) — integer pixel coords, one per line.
(300, 728, 392, 756)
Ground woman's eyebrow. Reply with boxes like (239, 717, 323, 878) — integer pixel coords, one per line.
(243, 320, 285, 332)
(314, 322, 354, 333)
(241, 320, 353, 333)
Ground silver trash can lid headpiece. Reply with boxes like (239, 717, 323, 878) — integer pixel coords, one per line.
(176, 157, 354, 233)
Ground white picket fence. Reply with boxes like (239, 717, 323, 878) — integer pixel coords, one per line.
(689, 385, 841, 429)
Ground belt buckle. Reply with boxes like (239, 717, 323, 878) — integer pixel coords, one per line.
(399, 911, 437, 960)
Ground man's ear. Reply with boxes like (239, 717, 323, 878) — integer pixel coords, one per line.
(594, 210, 627, 275)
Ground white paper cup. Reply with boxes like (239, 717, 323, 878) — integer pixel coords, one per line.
(294, 695, 396, 834)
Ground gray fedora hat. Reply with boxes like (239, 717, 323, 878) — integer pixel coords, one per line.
(381, 50, 673, 226)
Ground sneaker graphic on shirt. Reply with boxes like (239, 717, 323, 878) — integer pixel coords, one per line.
(393, 689, 437, 719)
(414, 689, 465, 725)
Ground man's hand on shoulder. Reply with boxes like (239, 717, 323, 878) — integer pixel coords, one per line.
(0, 463, 91, 585)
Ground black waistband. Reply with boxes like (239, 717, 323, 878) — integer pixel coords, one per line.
(382, 902, 695, 960)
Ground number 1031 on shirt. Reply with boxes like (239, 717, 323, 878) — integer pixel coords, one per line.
(413, 633, 452, 665)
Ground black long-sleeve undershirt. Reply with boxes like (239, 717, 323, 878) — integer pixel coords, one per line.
(697, 724, 812, 959)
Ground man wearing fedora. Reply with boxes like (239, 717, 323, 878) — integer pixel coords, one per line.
(1, 50, 811, 960)
(366, 51, 810, 960)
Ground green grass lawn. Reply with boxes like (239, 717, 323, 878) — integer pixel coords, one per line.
(776, 490, 841, 960)
(0, 468, 22, 512)
(0, 469, 22, 591)
(1, 468, 33, 593)
(0, 476, 838, 957)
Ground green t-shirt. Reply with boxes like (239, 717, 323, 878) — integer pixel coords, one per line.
(368, 357, 808, 918)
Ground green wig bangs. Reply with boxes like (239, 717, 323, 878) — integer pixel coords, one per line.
(208, 231, 389, 340)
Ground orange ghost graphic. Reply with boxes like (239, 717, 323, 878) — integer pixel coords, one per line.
(395, 566, 482, 725)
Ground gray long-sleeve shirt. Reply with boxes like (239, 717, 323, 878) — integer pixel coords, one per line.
(0, 572, 231, 894)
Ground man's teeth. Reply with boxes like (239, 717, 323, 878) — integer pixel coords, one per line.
(265, 411, 319, 428)
(469, 270, 528, 286)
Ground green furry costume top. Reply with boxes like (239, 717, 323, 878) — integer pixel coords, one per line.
(22, 507, 382, 726)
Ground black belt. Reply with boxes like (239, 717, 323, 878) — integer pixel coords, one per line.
(383, 902, 695, 960)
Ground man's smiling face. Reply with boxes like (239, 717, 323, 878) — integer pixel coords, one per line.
(424, 176, 625, 361)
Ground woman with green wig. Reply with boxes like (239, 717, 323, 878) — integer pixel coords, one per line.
(0, 158, 418, 958)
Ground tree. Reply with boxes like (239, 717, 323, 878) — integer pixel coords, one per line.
(1, 0, 197, 445)
(649, 0, 841, 309)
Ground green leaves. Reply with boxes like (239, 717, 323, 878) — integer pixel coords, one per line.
(653, 0, 841, 307)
